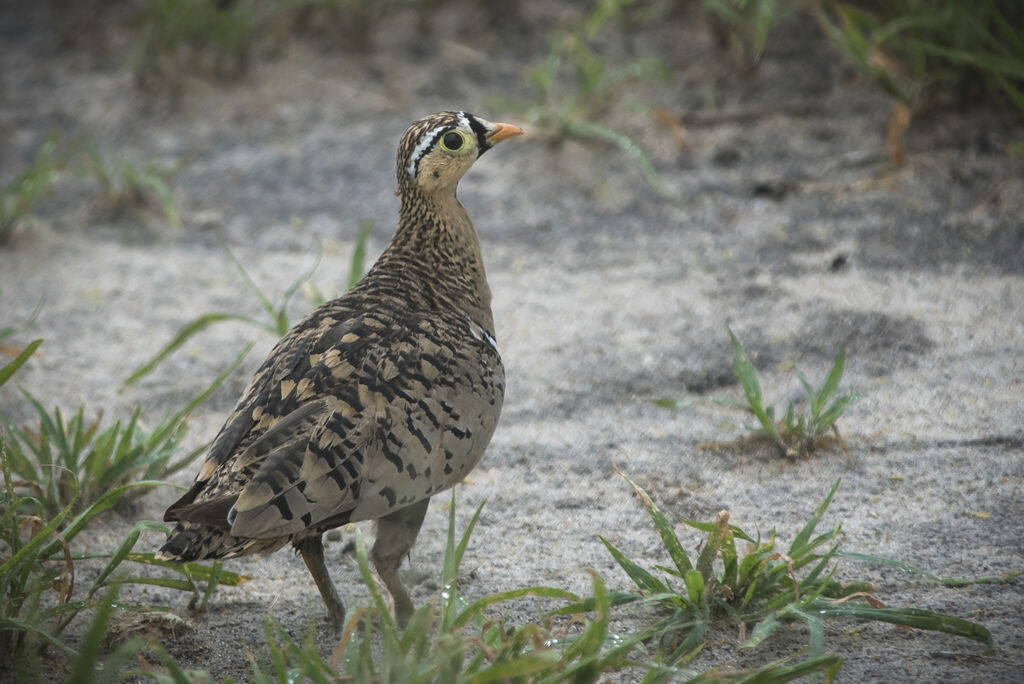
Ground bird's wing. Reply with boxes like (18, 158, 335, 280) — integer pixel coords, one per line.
(162, 400, 328, 528)
(201, 316, 345, 478)
(223, 309, 498, 540)
(162, 309, 352, 523)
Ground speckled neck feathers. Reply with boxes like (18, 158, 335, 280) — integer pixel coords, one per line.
(361, 186, 493, 332)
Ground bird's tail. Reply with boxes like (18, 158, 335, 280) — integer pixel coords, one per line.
(157, 522, 288, 562)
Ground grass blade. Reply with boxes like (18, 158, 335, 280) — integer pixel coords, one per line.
(707, 653, 844, 684)
(122, 313, 255, 388)
(276, 248, 324, 334)
(683, 569, 706, 607)
(0, 294, 46, 342)
(727, 328, 780, 441)
(127, 552, 250, 585)
(67, 583, 128, 684)
(837, 551, 1024, 586)
(600, 536, 672, 597)
(677, 516, 757, 545)
(198, 560, 223, 611)
(88, 520, 170, 596)
(910, 39, 1024, 79)
(695, 511, 730, 583)
(991, 70, 1024, 111)
(0, 339, 42, 387)
(40, 480, 165, 556)
(787, 606, 824, 660)
(453, 586, 581, 631)
(147, 342, 252, 447)
(788, 480, 840, 556)
(815, 347, 847, 412)
(0, 616, 78, 657)
(812, 600, 993, 649)
(138, 172, 181, 229)
(454, 499, 485, 581)
(0, 492, 74, 576)
(545, 590, 642, 616)
(551, 571, 613, 678)
(354, 531, 399, 640)
(220, 238, 277, 323)
(741, 613, 781, 649)
(564, 119, 669, 198)
(348, 219, 374, 290)
(795, 367, 816, 408)
(440, 490, 472, 632)
(470, 652, 563, 681)
(616, 466, 694, 576)
(815, 394, 861, 432)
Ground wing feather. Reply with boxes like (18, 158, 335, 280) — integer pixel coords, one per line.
(170, 304, 502, 547)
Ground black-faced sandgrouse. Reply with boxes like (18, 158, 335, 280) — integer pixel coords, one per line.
(157, 111, 522, 630)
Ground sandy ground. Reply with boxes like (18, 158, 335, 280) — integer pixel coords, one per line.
(2, 2, 1023, 681)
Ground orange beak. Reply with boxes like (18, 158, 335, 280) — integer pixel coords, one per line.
(486, 122, 524, 145)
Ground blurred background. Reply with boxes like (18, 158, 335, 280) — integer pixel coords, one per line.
(2, 0, 1023, 247)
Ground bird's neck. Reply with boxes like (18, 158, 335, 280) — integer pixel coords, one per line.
(376, 187, 494, 329)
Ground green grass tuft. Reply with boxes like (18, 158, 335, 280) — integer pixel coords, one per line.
(494, 0, 671, 199)
(83, 142, 182, 229)
(813, 0, 1024, 110)
(332, 491, 645, 681)
(600, 469, 995, 671)
(658, 329, 860, 459)
(133, 0, 258, 91)
(2, 347, 247, 515)
(702, 0, 799, 64)
(137, 490, 651, 682)
(725, 328, 859, 458)
(1, 133, 187, 242)
(0, 134, 67, 243)
(0, 433, 243, 673)
(699, 1, 1024, 115)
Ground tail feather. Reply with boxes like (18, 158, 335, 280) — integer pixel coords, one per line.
(157, 523, 289, 562)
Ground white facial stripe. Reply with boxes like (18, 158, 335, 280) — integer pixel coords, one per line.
(406, 124, 450, 179)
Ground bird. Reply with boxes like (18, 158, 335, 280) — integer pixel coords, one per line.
(157, 111, 522, 630)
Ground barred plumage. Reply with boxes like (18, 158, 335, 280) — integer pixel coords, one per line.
(157, 112, 522, 629)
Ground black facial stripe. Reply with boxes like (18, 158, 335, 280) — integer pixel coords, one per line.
(465, 114, 490, 155)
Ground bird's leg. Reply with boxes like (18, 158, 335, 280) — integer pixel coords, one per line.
(371, 497, 430, 628)
(295, 534, 345, 632)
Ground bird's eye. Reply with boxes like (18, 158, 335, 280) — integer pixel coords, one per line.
(441, 130, 466, 151)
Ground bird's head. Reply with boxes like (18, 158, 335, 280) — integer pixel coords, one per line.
(397, 111, 523, 195)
